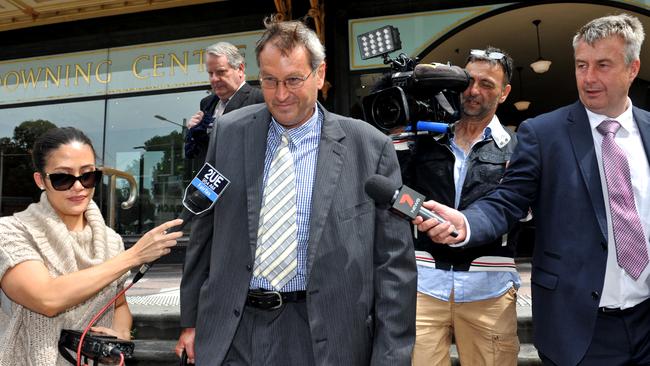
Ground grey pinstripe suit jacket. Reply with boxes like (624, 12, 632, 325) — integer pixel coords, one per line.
(180, 103, 417, 365)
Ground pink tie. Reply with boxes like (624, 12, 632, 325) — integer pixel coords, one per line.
(597, 119, 649, 280)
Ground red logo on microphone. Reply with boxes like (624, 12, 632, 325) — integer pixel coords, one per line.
(399, 193, 414, 208)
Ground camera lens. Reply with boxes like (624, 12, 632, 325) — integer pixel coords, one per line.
(371, 93, 402, 130)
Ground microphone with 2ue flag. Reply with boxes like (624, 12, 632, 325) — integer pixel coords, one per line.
(132, 162, 230, 283)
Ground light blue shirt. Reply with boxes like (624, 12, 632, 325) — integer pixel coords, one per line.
(250, 106, 322, 292)
(417, 116, 520, 302)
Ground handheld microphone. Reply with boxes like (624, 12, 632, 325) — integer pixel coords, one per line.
(132, 162, 230, 283)
(404, 121, 452, 134)
(364, 174, 458, 238)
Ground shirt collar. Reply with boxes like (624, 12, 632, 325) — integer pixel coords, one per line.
(486, 115, 511, 149)
(585, 97, 635, 134)
(452, 115, 511, 148)
(269, 104, 320, 145)
(221, 81, 246, 103)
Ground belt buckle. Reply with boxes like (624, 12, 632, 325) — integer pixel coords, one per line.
(600, 307, 621, 313)
(268, 291, 283, 310)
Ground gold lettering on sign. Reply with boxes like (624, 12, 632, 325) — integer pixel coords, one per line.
(132, 55, 149, 79)
(193, 49, 206, 73)
(75, 63, 92, 85)
(3, 71, 20, 91)
(170, 52, 188, 76)
(20, 68, 42, 88)
(95, 60, 111, 84)
(152, 54, 165, 77)
(44, 66, 61, 88)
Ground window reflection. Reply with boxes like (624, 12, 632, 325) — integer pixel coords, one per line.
(0, 101, 104, 216)
(105, 90, 206, 235)
(0, 89, 209, 237)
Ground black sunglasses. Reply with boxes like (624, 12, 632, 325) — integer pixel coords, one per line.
(44, 170, 103, 191)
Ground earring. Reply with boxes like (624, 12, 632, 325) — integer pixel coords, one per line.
(39, 186, 45, 190)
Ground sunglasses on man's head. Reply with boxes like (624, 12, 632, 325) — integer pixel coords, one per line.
(469, 49, 506, 60)
(44, 170, 103, 191)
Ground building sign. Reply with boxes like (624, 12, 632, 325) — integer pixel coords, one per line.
(0, 30, 264, 105)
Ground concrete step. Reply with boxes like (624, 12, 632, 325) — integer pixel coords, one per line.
(451, 343, 541, 365)
(131, 306, 535, 343)
(124, 340, 541, 365)
(127, 340, 178, 366)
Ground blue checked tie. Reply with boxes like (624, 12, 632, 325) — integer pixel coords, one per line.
(253, 133, 298, 290)
(597, 119, 649, 280)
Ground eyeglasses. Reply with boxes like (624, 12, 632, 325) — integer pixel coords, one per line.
(259, 68, 317, 90)
(469, 49, 506, 60)
(45, 170, 103, 191)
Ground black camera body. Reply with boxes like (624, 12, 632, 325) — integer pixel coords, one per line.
(362, 55, 470, 133)
(58, 329, 134, 365)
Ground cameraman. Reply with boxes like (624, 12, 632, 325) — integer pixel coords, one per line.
(184, 41, 264, 162)
(407, 47, 520, 366)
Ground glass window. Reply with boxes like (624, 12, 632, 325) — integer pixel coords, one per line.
(105, 90, 207, 234)
(0, 101, 104, 216)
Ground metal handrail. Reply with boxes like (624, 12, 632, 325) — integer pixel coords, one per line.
(101, 167, 138, 229)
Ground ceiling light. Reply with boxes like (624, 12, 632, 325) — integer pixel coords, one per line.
(530, 19, 552, 74)
(514, 66, 531, 111)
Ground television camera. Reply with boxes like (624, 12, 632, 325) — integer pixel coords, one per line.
(357, 25, 470, 133)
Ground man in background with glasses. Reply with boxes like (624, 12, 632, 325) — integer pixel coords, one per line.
(184, 41, 264, 163)
(407, 46, 521, 366)
(176, 17, 416, 365)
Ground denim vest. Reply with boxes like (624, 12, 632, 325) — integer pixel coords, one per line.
(402, 129, 518, 271)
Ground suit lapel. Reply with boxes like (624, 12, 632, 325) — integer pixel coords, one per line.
(305, 106, 346, 280)
(204, 94, 219, 115)
(567, 101, 607, 239)
(633, 106, 650, 162)
(244, 108, 271, 257)
(224, 83, 251, 113)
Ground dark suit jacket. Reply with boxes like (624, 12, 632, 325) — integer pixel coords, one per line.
(180, 103, 417, 365)
(184, 82, 264, 161)
(463, 100, 650, 365)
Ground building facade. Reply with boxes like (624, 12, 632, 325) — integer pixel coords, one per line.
(0, 0, 647, 241)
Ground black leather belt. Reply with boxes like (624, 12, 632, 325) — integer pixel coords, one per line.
(599, 307, 622, 313)
(598, 306, 630, 314)
(434, 261, 471, 271)
(246, 290, 306, 310)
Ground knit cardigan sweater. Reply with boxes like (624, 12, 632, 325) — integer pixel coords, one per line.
(0, 193, 126, 366)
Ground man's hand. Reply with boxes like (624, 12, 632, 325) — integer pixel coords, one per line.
(187, 111, 204, 129)
(175, 327, 196, 364)
(412, 200, 467, 244)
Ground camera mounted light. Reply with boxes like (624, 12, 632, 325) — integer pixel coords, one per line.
(357, 25, 402, 60)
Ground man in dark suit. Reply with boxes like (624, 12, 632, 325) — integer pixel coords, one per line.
(414, 14, 650, 366)
(175, 18, 416, 365)
(184, 41, 264, 163)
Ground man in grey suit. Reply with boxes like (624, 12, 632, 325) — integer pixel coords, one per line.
(184, 41, 264, 163)
(175, 17, 417, 365)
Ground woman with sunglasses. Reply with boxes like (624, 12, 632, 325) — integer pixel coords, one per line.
(0, 127, 183, 365)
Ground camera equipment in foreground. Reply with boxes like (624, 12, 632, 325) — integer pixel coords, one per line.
(58, 329, 134, 365)
(358, 25, 470, 133)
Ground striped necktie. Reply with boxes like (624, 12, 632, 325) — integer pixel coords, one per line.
(597, 119, 649, 280)
(253, 133, 298, 290)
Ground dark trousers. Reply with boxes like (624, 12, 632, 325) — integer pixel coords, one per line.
(540, 297, 650, 366)
(222, 302, 316, 366)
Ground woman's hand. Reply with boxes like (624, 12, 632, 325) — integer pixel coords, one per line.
(90, 326, 131, 340)
(127, 219, 184, 265)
